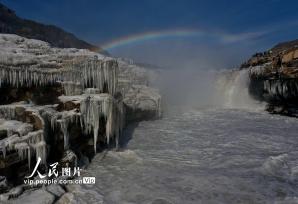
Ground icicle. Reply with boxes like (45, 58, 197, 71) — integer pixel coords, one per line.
(84, 88, 100, 94)
(16, 123, 33, 136)
(14, 142, 31, 169)
(7, 135, 19, 151)
(59, 119, 69, 150)
(59, 111, 80, 150)
(93, 126, 98, 153)
(21, 130, 44, 145)
(0, 141, 6, 158)
(61, 81, 83, 96)
(0, 58, 119, 96)
(34, 141, 46, 164)
(80, 94, 124, 152)
(0, 105, 17, 120)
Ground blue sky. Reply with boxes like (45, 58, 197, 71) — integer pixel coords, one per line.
(2, 0, 298, 68)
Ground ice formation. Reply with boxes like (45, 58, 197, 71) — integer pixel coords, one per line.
(40, 107, 81, 150)
(248, 63, 271, 77)
(0, 59, 118, 96)
(57, 111, 80, 150)
(0, 105, 47, 168)
(42, 94, 125, 153)
(61, 81, 83, 96)
(123, 85, 162, 118)
(248, 64, 295, 99)
(14, 142, 31, 169)
(262, 79, 298, 99)
(0, 34, 162, 180)
(80, 94, 124, 152)
(0, 34, 119, 96)
(0, 129, 46, 168)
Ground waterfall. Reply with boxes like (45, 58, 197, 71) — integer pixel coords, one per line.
(215, 69, 264, 110)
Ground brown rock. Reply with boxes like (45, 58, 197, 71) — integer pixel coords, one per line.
(61, 101, 80, 111)
(282, 48, 298, 64)
(24, 111, 43, 130)
(15, 106, 25, 117)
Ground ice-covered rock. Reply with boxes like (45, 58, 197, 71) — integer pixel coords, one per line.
(124, 85, 162, 122)
(1, 186, 24, 200)
(62, 184, 104, 204)
(56, 192, 77, 204)
(59, 93, 125, 152)
(0, 34, 118, 96)
(46, 184, 65, 198)
(0, 34, 161, 195)
(14, 189, 55, 204)
(0, 104, 47, 169)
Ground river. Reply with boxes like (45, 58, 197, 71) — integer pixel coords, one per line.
(83, 107, 298, 204)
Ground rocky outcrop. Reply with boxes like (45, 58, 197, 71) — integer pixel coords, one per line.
(241, 38, 298, 116)
(0, 33, 161, 200)
(124, 85, 162, 122)
(0, 3, 108, 54)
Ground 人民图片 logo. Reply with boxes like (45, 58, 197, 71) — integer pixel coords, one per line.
(23, 157, 95, 186)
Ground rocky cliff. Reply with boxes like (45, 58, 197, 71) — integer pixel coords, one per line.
(241, 38, 298, 116)
(0, 34, 161, 201)
(0, 3, 108, 54)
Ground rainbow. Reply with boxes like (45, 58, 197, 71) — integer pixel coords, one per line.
(100, 29, 265, 51)
(101, 29, 213, 51)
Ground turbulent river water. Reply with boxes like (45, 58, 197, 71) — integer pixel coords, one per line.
(77, 70, 298, 204)
(83, 107, 298, 204)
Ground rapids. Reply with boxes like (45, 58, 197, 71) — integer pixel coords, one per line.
(80, 69, 298, 204)
(82, 108, 298, 204)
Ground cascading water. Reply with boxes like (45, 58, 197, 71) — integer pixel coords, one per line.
(215, 69, 264, 110)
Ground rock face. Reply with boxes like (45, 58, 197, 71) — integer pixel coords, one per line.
(0, 3, 108, 54)
(241, 38, 298, 116)
(0, 33, 161, 198)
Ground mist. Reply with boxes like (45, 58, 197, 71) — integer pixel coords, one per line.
(111, 39, 267, 111)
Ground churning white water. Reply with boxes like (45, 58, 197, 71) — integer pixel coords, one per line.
(80, 70, 298, 204)
(215, 69, 264, 110)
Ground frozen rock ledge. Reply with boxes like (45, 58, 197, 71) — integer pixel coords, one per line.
(0, 34, 162, 201)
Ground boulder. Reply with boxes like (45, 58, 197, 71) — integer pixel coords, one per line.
(46, 184, 65, 198)
(59, 150, 77, 169)
(63, 185, 104, 204)
(55, 192, 76, 204)
(124, 85, 162, 122)
(15, 189, 55, 204)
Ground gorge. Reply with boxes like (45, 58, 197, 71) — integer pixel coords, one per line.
(0, 2, 298, 204)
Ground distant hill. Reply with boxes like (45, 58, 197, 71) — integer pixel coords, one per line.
(0, 2, 108, 55)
